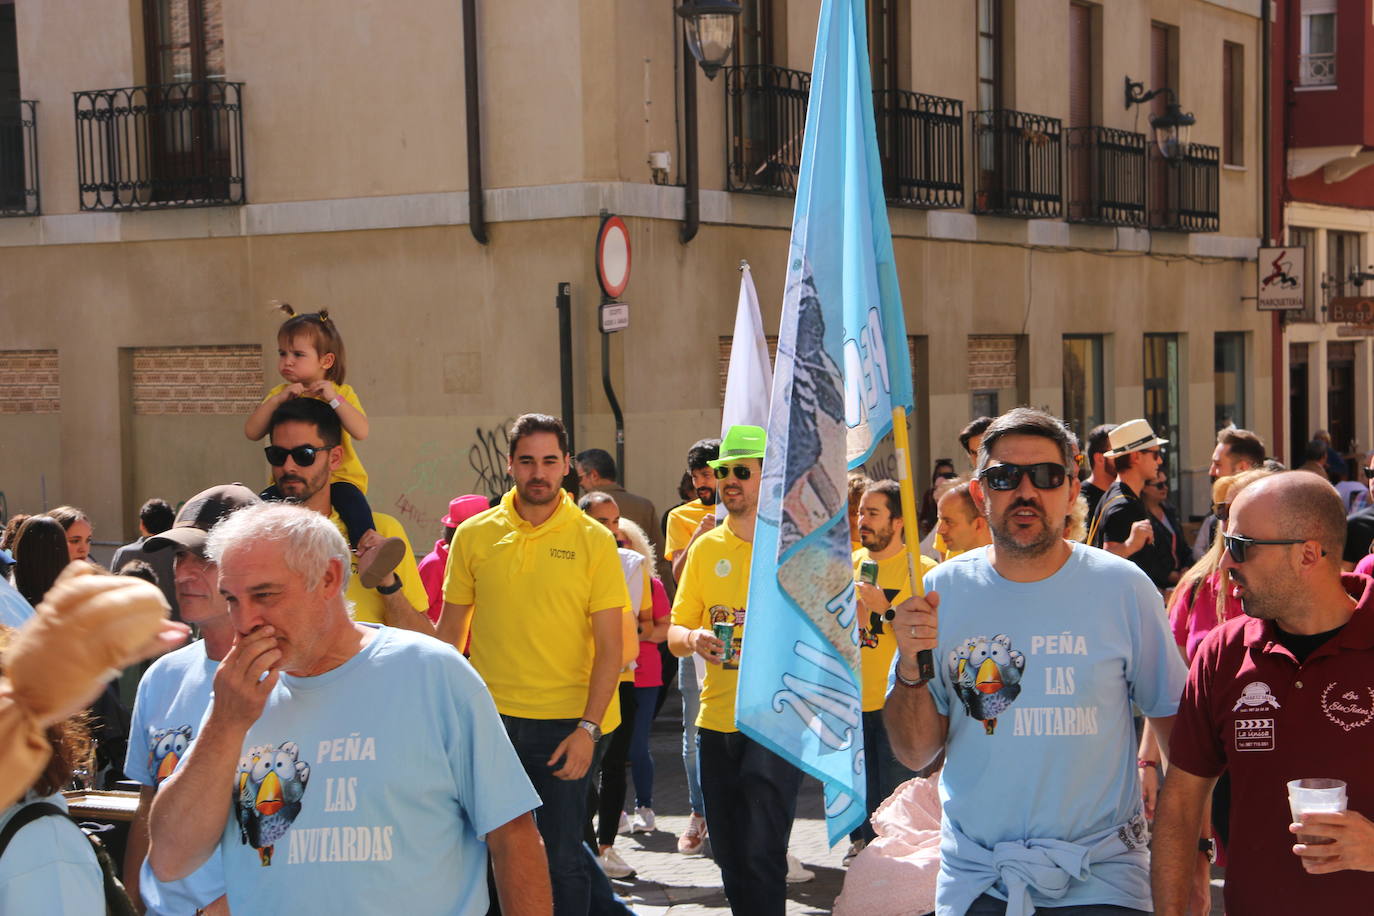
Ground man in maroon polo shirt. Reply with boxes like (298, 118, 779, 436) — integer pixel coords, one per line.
(1153, 472, 1374, 915)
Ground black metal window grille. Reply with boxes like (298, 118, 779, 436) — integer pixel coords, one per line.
(971, 108, 1062, 218)
(1064, 127, 1146, 227)
(73, 79, 244, 211)
(0, 101, 40, 217)
(874, 89, 963, 209)
(1147, 143, 1219, 233)
(724, 65, 811, 196)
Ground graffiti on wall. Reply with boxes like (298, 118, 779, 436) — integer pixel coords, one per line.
(390, 420, 515, 540)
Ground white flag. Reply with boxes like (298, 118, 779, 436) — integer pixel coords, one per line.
(722, 263, 773, 433)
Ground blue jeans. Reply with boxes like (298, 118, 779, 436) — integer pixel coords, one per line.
(965, 896, 1148, 915)
(697, 728, 803, 916)
(679, 656, 704, 814)
(629, 685, 658, 808)
(850, 709, 918, 843)
(499, 716, 595, 916)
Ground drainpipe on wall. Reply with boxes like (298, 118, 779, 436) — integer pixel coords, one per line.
(680, 34, 700, 244)
(1265, 0, 1282, 460)
(463, 0, 488, 245)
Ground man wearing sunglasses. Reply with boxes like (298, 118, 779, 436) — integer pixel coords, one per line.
(1155, 472, 1374, 914)
(669, 424, 804, 914)
(265, 398, 431, 634)
(886, 408, 1186, 916)
(1087, 419, 1176, 589)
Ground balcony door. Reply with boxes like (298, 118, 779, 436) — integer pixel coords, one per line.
(1066, 3, 1093, 220)
(142, 0, 227, 201)
(1146, 23, 1175, 226)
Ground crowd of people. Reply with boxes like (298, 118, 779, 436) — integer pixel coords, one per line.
(1, 307, 1374, 915)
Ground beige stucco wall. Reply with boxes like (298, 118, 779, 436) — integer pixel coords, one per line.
(0, 210, 1269, 547)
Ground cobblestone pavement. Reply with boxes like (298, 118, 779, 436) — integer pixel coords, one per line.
(598, 689, 1224, 915)
(600, 701, 845, 915)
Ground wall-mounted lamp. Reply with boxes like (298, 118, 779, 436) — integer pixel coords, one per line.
(676, 0, 741, 80)
(677, 0, 740, 244)
(1124, 77, 1196, 163)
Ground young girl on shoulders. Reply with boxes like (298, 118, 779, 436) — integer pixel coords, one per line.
(245, 305, 403, 587)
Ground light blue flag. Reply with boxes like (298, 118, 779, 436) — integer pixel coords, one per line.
(735, 0, 915, 846)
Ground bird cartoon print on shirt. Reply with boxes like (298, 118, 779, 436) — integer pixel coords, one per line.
(236, 741, 311, 866)
(149, 725, 192, 785)
(948, 634, 1026, 735)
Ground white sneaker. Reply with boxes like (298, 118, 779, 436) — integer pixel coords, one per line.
(786, 852, 815, 883)
(617, 811, 631, 835)
(631, 806, 656, 833)
(842, 839, 866, 867)
(677, 812, 707, 855)
(598, 846, 636, 879)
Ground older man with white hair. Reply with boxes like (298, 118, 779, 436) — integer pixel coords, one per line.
(147, 504, 549, 915)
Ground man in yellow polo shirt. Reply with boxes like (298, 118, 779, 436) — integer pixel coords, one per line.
(669, 424, 802, 916)
(438, 413, 628, 916)
(265, 398, 430, 633)
(662, 436, 719, 854)
(848, 478, 937, 865)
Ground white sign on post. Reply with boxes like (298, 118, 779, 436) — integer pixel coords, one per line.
(1257, 247, 1306, 311)
(600, 302, 629, 333)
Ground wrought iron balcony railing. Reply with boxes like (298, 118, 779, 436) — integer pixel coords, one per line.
(725, 65, 811, 195)
(74, 80, 245, 211)
(1299, 52, 1336, 86)
(874, 89, 963, 209)
(1065, 126, 1146, 227)
(1147, 143, 1219, 233)
(0, 101, 40, 217)
(971, 108, 1063, 218)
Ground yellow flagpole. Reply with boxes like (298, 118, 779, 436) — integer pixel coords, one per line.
(890, 405, 935, 681)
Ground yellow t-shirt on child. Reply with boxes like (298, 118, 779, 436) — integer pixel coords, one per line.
(263, 382, 368, 494)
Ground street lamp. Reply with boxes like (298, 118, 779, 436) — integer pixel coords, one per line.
(1124, 77, 1196, 163)
(677, 0, 740, 243)
(676, 0, 741, 80)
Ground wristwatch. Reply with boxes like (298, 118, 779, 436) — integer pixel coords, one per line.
(576, 719, 603, 742)
(893, 664, 929, 689)
(1198, 837, 1217, 864)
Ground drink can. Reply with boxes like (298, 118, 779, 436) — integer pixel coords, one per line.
(859, 560, 880, 586)
(713, 622, 736, 664)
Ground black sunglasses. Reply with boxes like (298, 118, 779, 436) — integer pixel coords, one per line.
(265, 444, 330, 467)
(713, 465, 753, 481)
(1223, 533, 1320, 564)
(1145, 480, 1168, 490)
(1364, 466, 1374, 479)
(979, 462, 1068, 491)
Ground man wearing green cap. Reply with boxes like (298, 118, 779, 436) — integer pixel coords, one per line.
(668, 424, 803, 915)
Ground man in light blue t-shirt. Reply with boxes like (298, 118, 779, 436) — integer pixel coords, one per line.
(124, 484, 262, 914)
(886, 408, 1188, 916)
(146, 503, 549, 915)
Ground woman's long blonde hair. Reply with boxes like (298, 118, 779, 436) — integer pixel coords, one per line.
(1170, 466, 1276, 630)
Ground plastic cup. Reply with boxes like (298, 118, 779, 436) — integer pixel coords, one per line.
(1287, 778, 1347, 845)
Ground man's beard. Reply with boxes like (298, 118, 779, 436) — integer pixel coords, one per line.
(697, 486, 717, 506)
(276, 472, 323, 503)
(989, 498, 1062, 558)
(516, 479, 560, 506)
(860, 526, 894, 552)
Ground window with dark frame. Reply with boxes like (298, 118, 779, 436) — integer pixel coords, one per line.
(977, 0, 1004, 112)
(1143, 334, 1181, 505)
(1222, 42, 1243, 167)
(1062, 335, 1105, 443)
(1213, 333, 1245, 431)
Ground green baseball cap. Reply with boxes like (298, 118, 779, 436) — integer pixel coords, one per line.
(709, 424, 767, 467)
